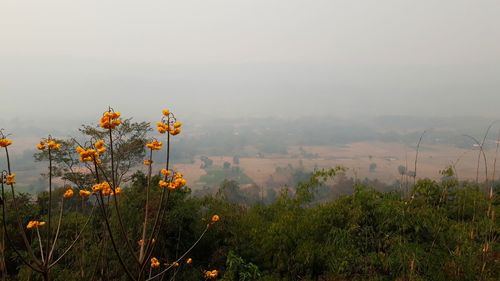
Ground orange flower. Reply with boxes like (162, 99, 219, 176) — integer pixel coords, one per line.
(92, 182, 111, 193)
(76, 146, 85, 154)
(99, 111, 122, 129)
(162, 109, 170, 116)
(94, 139, 106, 154)
(36, 141, 46, 150)
(47, 140, 61, 150)
(172, 178, 187, 190)
(91, 183, 102, 192)
(144, 159, 153, 166)
(102, 188, 111, 196)
(151, 257, 160, 269)
(26, 220, 46, 230)
(204, 270, 218, 279)
(79, 190, 92, 198)
(0, 138, 12, 148)
(63, 188, 74, 199)
(159, 180, 169, 189)
(186, 258, 193, 265)
(113, 187, 123, 195)
(170, 173, 187, 190)
(158, 172, 187, 191)
(173, 121, 182, 129)
(156, 122, 169, 134)
(26, 221, 36, 229)
(160, 169, 171, 176)
(146, 139, 163, 150)
(170, 128, 181, 136)
(76, 146, 98, 162)
(5, 173, 16, 185)
(94, 139, 105, 149)
(98, 182, 112, 196)
(211, 215, 220, 223)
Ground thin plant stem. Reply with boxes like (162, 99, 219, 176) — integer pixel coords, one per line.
(140, 128, 171, 266)
(46, 146, 52, 264)
(107, 124, 140, 265)
(96, 192, 136, 280)
(140, 148, 154, 263)
(413, 130, 427, 187)
(36, 228, 45, 264)
(0, 178, 42, 272)
(139, 121, 173, 279)
(49, 204, 96, 268)
(2, 148, 41, 264)
(92, 158, 136, 279)
(146, 225, 211, 281)
(47, 199, 64, 263)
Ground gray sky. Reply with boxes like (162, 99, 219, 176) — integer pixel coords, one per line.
(1, 0, 500, 123)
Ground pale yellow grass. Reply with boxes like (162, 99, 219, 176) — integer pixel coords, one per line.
(188, 142, 499, 187)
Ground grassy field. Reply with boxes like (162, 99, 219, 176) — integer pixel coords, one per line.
(7, 141, 497, 193)
(171, 141, 498, 189)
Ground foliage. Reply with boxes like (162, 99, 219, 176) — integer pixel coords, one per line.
(199, 166, 254, 187)
(33, 119, 150, 188)
(1, 169, 499, 280)
(221, 251, 261, 281)
(2, 115, 500, 281)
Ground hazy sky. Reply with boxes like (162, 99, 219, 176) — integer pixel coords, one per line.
(1, 0, 500, 123)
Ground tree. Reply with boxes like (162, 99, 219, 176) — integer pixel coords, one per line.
(200, 156, 214, 169)
(398, 165, 407, 176)
(233, 155, 240, 165)
(34, 119, 150, 189)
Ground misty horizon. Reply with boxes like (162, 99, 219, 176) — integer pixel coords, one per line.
(2, 61, 500, 121)
(2, 0, 500, 122)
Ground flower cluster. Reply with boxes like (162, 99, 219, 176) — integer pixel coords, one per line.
(156, 108, 182, 135)
(159, 172, 187, 190)
(4, 173, 16, 185)
(48, 140, 61, 150)
(26, 220, 46, 230)
(76, 146, 99, 162)
(91, 182, 122, 196)
(79, 190, 92, 197)
(146, 139, 162, 150)
(94, 139, 106, 154)
(204, 270, 219, 280)
(156, 122, 169, 134)
(36, 139, 61, 150)
(92, 181, 110, 193)
(36, 142, 45, 150)
(63, 188, 74, 199)
(0, 138, 13, 148)
(99, 111, 122, 129)
(151, 257, 161, 269)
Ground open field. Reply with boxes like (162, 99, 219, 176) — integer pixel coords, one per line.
(173, 142, 498, 189)
(6, 141, 498, 192)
